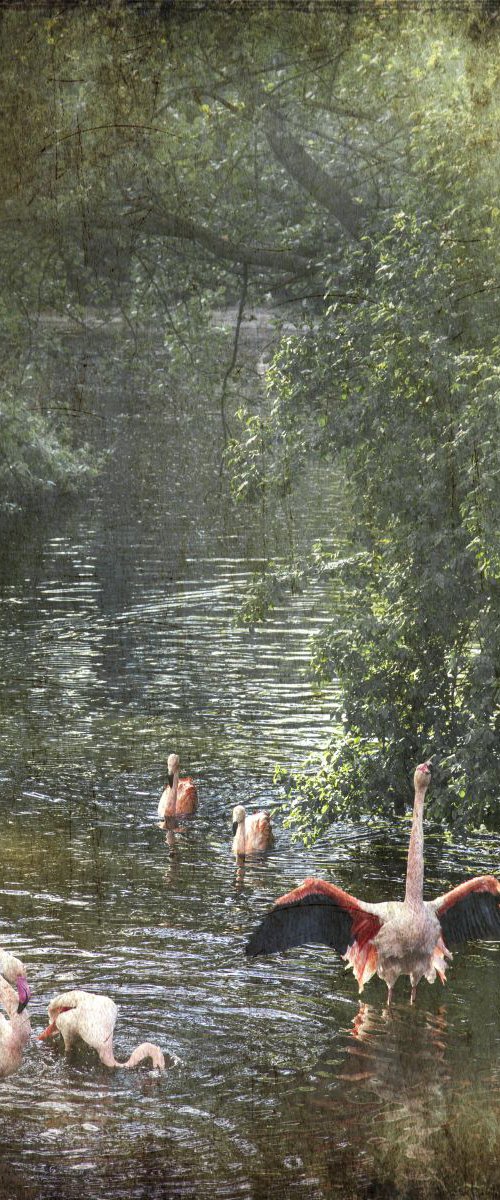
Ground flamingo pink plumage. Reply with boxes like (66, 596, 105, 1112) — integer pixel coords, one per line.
(0, 949, 31, 1078)
(39, 990, 165, 1070)
(246, 762, 500, 1003)
(158, 753, 198, 819)
(232, 804, 274, 856)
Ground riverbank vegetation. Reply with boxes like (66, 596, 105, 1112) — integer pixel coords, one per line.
(3, 0, 500, 830)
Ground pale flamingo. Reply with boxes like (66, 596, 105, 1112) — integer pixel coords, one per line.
(246, 762, 500, 1003)
(158, 753, 198, 819)
(39, 990, 165, 1070)
(0, 949, 31, 1078)
(232, 804, 274, 856)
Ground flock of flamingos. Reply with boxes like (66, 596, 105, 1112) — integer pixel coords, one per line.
(1, 756, 500, 1080)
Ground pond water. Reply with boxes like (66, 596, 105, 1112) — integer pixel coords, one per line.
(1, 368, 500, 1200)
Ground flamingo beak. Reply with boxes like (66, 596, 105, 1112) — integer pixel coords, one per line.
(167, 773, 174, 788)
(232, 821, 238, 835)
(38, 1019, 58, 1040)
(16, 975, 31, 1014)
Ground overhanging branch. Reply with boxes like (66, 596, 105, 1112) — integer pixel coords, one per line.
(129, 207, 313, 276)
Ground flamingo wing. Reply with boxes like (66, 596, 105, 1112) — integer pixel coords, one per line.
(431, 875, 500, 947)
(245, 877, 381, 959)
(177, 777, 198, 812)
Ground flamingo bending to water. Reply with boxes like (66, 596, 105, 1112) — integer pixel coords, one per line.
(39, 990, 165, 1070)
(246, 763, 500, 1003)
(0, 950, 31, 1078)
(232, 805, 274, 856)
(158, 753, 198, 819)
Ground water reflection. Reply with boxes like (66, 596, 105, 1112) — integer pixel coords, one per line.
(341, 1003, 450, 1178)
(1, 387, 500, 1198)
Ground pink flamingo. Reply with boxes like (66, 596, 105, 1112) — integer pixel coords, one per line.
(232, 805, 274, 856)
(246, 762, 500, 1003)
(158, 753, 198, 819)
(39, 990, 165, 1070)
(0, 949, 31, 1078)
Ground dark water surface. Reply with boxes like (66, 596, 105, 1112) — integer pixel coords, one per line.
(1, 383, 500, 1200)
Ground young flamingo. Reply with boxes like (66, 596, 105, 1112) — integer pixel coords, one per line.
(39, 990, 165, 1070)
(232, 805, 274, 857)
(0, 949, 31, 1078)
(246, 762, 500, 1004)
(158, 753, 198, 819)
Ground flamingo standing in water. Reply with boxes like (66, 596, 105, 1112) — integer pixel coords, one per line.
(246, 762, 500, 1003)
(0, 949, 31, 1078)
(39, 990, 165, 1070)
(158, 753, 198, 820)
(232, 805, 274, 856)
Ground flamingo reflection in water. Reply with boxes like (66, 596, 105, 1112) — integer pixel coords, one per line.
(317, 1002, 452, 1191)
(163, 819, 180, 857)
(246, 763, 500, 1004)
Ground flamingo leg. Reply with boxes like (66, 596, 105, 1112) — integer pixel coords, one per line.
(386, 985, 393, 1006)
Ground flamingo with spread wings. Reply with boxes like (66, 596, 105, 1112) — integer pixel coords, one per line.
(246, 763, 500, 1003)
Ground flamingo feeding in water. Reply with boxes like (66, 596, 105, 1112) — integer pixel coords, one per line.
(0, 949, 31, 1078)
(39, 990, 166, 1070)
(158, 753, 198, 819)
(246, 762, 500, 1003)
(232, 805, 274, 856)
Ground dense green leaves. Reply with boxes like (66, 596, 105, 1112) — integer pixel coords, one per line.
(3, 3, 500, 829)
(263, 205, 500, 835)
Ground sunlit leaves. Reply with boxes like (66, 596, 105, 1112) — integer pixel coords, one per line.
(262, 180, 500, 834)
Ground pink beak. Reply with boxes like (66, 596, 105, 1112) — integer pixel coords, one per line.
(16, 975, 31, 1013)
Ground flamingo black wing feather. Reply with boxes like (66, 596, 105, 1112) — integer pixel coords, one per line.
(438, 890, 500, 947)
(245, 893, 353, 958)
(433, 876, 500, 947)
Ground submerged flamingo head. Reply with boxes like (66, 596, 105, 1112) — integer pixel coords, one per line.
(414, 761, 432, 790)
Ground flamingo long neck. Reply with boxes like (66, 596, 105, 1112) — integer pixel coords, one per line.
(404, 784, 428, 908)
(10, 1010, 30, 1050)
(98, 1040, 119, 1068)
(99, 1040, 164, 1070)
(234, 818, 246, 856)
(0, 978, 19, 1020)
(168, 769, 179, 815)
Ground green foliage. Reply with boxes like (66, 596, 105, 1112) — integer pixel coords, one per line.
(236, 562, 306, 625)
(0, 391, 97, 517)
(4, 1, 500, 831)
(224, 15, 500, 834)
(268, 204, 500, 833)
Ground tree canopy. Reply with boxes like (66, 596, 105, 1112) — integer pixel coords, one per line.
(3, 0, 500, 830)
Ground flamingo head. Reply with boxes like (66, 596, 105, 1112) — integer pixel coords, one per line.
(414, 761, 432, 791)
(167, 753, 180, 787)
(15, 974, 31, 1014)
(232, 804, 246, 835)
(0, 951, 31, 1014)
